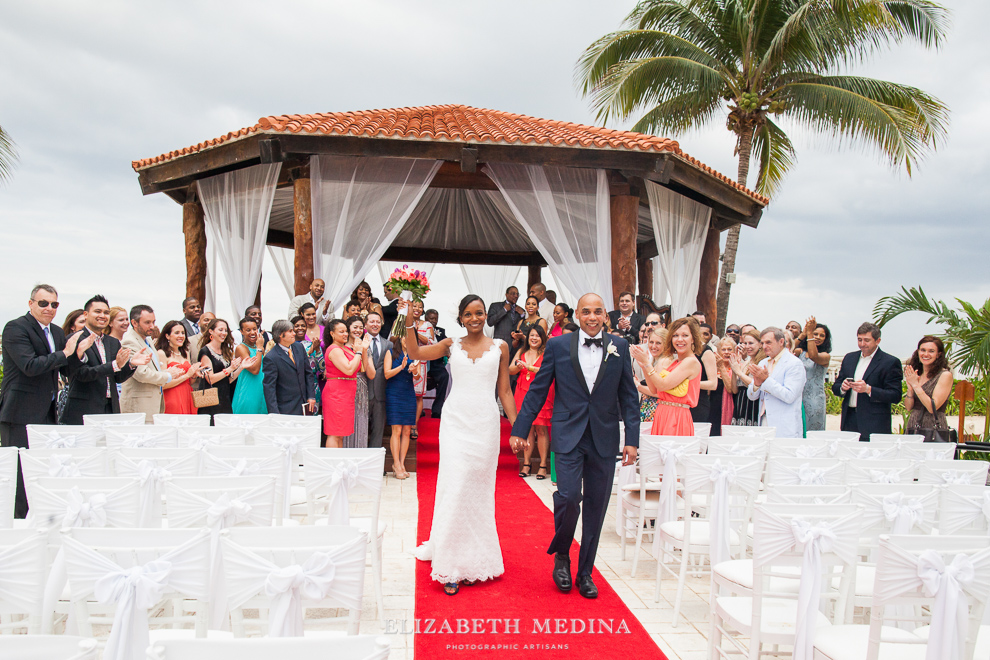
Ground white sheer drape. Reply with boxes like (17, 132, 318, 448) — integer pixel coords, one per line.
(197, 164, 281, 321)
(204, 241, 218, 314)
(459, 265, 522, 335)
(310, 155, 441, 310)
(486, 164, 612, 302)
(268, 246, 295, 298)
(645, 181, 711, 319)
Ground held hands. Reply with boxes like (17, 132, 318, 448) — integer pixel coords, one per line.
(509, 435, 531, 453)
(622, 445, 638, 467)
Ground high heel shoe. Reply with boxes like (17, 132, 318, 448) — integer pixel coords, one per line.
(519, 464, 531, 478)
(443, 581, 460, 595)
(536, 464, 548, 480)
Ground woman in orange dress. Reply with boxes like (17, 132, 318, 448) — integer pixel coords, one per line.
(509, 325, 554, 479)
(632, 317, 702, 436)
(154, 320, 202, 415)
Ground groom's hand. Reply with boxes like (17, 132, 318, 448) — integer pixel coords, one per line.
(622, 445, 638, 466)
(509, 435, 530, 453)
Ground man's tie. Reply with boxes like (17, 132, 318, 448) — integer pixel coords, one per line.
(288, 348, 295, 365)
(584, 337, 603, 348)
(44, 326, 53, 352)
(372, 337, 380, 362)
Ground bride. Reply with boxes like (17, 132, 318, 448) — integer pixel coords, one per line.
(404, 294, 518, 595)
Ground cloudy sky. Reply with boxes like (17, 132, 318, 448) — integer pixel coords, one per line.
(1, 0, 986, 359)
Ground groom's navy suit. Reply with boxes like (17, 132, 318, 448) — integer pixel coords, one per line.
(512, 330, 640, 578)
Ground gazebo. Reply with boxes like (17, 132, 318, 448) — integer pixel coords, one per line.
(131, 104, 766, 320)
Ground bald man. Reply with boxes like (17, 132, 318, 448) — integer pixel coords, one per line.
(288, 278, 333, 323)
(510, 293, 640, 599)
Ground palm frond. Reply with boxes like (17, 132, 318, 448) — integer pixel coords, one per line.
(629, 92, 723, 135)
(878, 0, 951, 49)
(872, 285, 958, 327)
(626, 0, 737, 63)
(751, 117, 796, 198)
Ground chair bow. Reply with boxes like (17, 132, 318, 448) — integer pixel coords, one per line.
(917, 550, 975, 660)
(708, 459, 738, 565)
(325, 460, 361, 525)
(95, 560, 172, 660)
(797, 463, 826, 485)
(138, 461, 172, 486)
(795, 445, 821, 459)
(124, 434, 157, 449)
(940, 470, 974, 485)
(726, 442, 758, 456)
(790, 518, 838, 660)
(206, 493, 253, 529)
(46, 432, 78, 449)
(264, 552, 337, 636)
(185, 433, 217, 451)
(48, 454, 82, 478)
(268, 418, 309, 429)
(882, 492, 924, 534)
(870, 468, 902, 484)
(63, 488, 108, 529)
(227, 458, 261, 477)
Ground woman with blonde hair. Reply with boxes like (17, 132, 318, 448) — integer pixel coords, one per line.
(727, 328, 764, 425)
(631, 317, 702, 436)
(633, 327, 669, 423)
(105, 306, 129, 341)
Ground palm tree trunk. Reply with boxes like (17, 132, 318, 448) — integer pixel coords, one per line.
(714, 128, 754, 334)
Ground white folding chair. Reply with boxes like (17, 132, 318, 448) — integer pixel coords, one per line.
(0, 635, 98, 660)
(200, 448, 286, 524)
(813, 535, 990, 660)
(113, 449, 201, 526)
(694, 422, 712, 437)
(766, 457, 845, 486)
(105, 426, 178, 450)
(0, 447, 17, 527)
(221, 526, 368, 637)
(918, 460, 988, 486)
(722, 426, 776, 439)
(252, 427, 320, 521)
(26, 477, 142, 530)
(61, 528, 212, 660)
(768, 439, 834, 460)
(707, 436, 769, 458)
(656, 454, 763, 624)
(304, 448, 386, 620)
(844, 459, 916, 485)
(19, 448, 109, 482)
(165, 476, 277, 629)
(869, 433, 925, 443)
(147, 635, 391, 660)
(939, 484, 990, 535)
(901, 443, 956, 462)
(265, 414, 323, 430)
(26, 425, 103, 450)
(213, 414, 270, 443)
(0, 528, 49, 633)
(766, 484, 851, 505)
(82, 413, 146, 428)
(710, 503, 861, 660)
(807, 430, 861, 442)
(835, 442, 899, 461)
(177, 427, 247, 450)
(153, 414, 211, 428)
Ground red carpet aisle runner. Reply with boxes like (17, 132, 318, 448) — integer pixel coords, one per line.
(414, 414, 664, 659)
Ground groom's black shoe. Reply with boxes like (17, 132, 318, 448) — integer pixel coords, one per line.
(577, 575, 598, 599)
(552, 553, 572, 592)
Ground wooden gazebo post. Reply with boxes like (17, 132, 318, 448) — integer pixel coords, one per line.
(293, 174, 314, 296)
(696, 225, 720, 325)
(182, 192, 206, 304)
(610, 193, 639, 307)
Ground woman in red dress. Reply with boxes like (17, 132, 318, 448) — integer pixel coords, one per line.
(322, 319, 369, 447)
(632, 317, 702, 436)
(509, 325, 554, 479)
(154, 320, 202, 415)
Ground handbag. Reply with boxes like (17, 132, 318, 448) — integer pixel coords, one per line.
(192, 387, 219, 409)
(920, 427, 958, 443)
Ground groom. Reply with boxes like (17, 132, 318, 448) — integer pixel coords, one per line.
(510, 293, 640, 598)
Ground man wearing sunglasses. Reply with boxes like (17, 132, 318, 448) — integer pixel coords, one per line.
(0, 284, 88, 517)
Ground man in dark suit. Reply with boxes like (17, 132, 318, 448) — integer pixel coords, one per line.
(487, 286, 524, 348)
(510, 293, 640, 599)
(365, 311, 392, 449)
(262, 320, 315, 415)
(62, 295, 150, 425)
(179, 296, 202, 340)
(381, 284, 399, 337)
(832, 322, 903, 441)
(607, 291, 645, 343)
(0, 284, 87, 517)
(424, 309, 450, 419)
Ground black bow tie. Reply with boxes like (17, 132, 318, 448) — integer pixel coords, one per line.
(583, 337, 603, 348)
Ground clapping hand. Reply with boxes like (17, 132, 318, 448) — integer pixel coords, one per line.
(804, 316, 817, 337)
(904, 365, 920, 389)
(115, 347, 132, 368)
(230, 357, 243, 371)
(166, 365, 185, 378)
(629, 344, 649, 366)
(187, 362, 203, 378)
(748, 362, 769, 387)
(75, 331, 98, 357)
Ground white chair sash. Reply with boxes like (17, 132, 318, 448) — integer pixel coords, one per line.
(768, 460, 844, 487)
(871, 469, 903, 484)
(0, 529, 47, 612)
(941, 470, 976, 486)
(682, 457, 763, 564)
(657, 441, 695, 529)
(220, 531, 367, 637)
(26, 427, 103, 450)
(49, 455, 83, 478)
(845, 461, 914, 485)
(115, 452, 198, 527)
(722, 442, 761, 456)
(917, 551, 975, 660)
(183, 432, 221, 451)
(20, 449, 108, 484)
(28, 480, 141, 530)
(939, 488, 990, 535)
(304, 452, 383, 525)
(882, 492, 926, 534)
(707, 460, 737, 565)
(269, 435, 307, 519)
(61, 531, 211, 660)
(64, 488, 109, 529)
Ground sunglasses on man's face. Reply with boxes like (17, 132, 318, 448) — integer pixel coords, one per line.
(643, 321, 659, 327)
(726, 328, 740, 335)
(33, 300, 59, 309)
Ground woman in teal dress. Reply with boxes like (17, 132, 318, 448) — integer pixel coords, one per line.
(232, 317, 266, 414)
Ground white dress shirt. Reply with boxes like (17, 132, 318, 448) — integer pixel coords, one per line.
(288, 293, 332, 324)
(577, 329, 603, 392)
(849, 348, 877, 408)
(539, 299, 555, 327)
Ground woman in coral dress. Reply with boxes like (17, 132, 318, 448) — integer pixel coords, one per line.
(322, 319, 372, 448)
(632, 317, 703, 436)
(509, 325, 554, 479)
(155, 320, 202, 415)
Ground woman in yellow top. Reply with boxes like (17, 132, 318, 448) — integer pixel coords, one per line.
(631, 318, 702, 436)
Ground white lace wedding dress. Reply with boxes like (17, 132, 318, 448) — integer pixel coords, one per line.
(414, 337, 504, 583)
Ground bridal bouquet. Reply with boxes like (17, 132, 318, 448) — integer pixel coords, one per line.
(386, 265, 431, 338)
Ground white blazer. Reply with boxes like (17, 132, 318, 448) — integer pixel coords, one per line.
(746, 350, 807, 439)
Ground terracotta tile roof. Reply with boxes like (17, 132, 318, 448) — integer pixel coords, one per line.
(133, 104, 766, 204)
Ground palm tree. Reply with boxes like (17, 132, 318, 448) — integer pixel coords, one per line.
(0, 124, 17, 185)
(874, 286, 990, 438)
(578, 0, 950, 333)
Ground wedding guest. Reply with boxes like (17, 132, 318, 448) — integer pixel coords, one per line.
(641, 312, 662, 339)
(425, 309, 449, 419)
(293, 316, 307, 342)
(299, 302, 324, 357)
(832, 322, 903, 441)
(322, 319, 367, 448)
(634, 327, 668, 424)
(105, 306, 129, 342)
(691, 320, 719, 430)
(61, 309, 87, 337)
(384, 333, 419, 479)
(746, 327, 806, 437)
(632, 317, 702, 436)
(197, 318, 242, 418)
(528, 282, 555, 326)
(294, 308, 324, 412)
(180, 297, 202, 340)
(365, 312, 392, 449)
(545, 290, 557, 305)
(638, 323, 651, 346)
(510, 325, 553, 479)
(795, 317, 831, 433)
(512, 296, 549, 351)
(711, 337, 735, 432)
(188, 311, 215, 365)
(342, 316, 375, 448)
(549, 303, 572, 339)
(724, 324, 741, 344)
(487, 286, 524, 347)
(231, 318, 266, 414)
(288, 278, 332, 322)
(63, 295, 147, 424)
(727, 328, 765, 426)
(244, 305, 271, 346)
(121, 305, 185, 423)
(152, 320, 201, 415)
(784, 320, 803, 342)
(381, 283, 399, 335)
(740, 324, 757, 336)
(352, 280, 383, 320)
(608, 292, 645, 343)
(693, 312, 720, 350)
(410, 300, 435, 434)
(263, 319, 315, 418)
(904, 335, 954, 440)
(562, 322, 579, 334)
